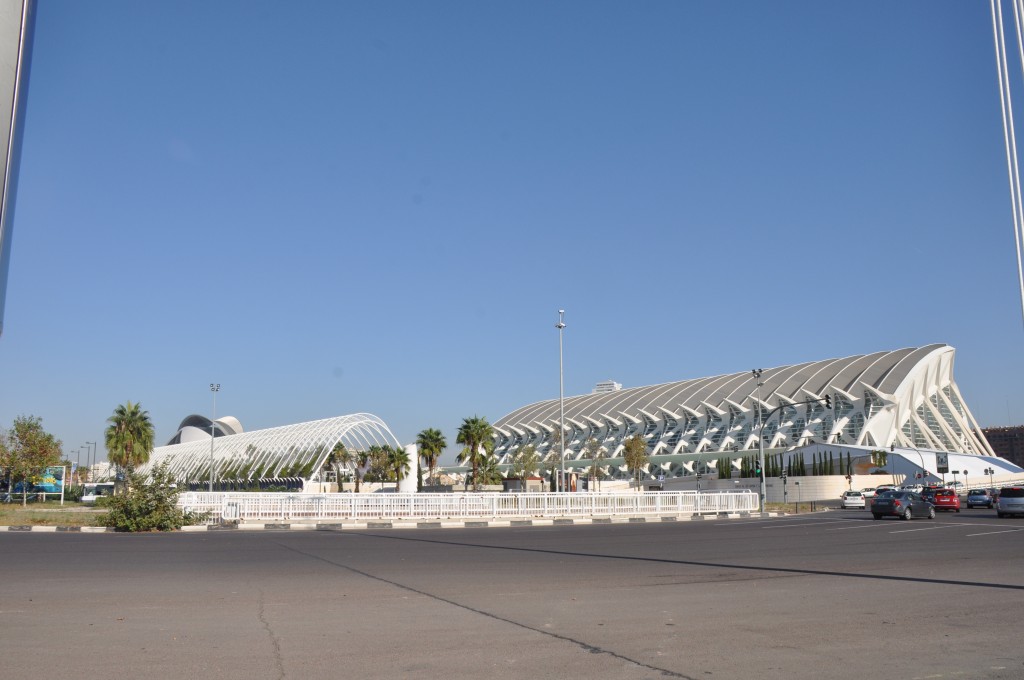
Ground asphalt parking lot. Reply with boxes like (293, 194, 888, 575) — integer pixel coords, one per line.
(2, 508, 1022, 680)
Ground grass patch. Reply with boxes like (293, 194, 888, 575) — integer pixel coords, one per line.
(0, 501, 103, 527)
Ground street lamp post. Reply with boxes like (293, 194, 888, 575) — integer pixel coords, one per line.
(556, 310, 566, 493)
(209, 383, 220, 492)
(752, 369, 766, 514)
(85, 441, 96, 482)
(77, 446, 87, 483)
(891, 443, 926, 485)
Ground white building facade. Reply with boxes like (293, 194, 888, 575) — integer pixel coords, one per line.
(491, 345, 995, 481)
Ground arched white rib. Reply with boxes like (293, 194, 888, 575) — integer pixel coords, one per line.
(993, 0, 1024, 328)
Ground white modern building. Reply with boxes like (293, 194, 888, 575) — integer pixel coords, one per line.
(489, 344, 1000, 482)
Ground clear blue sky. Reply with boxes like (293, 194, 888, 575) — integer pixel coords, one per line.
(2, 1, 1022, 466)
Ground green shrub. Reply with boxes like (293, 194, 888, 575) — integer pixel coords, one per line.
(100, 462, 208, 532)
(63, 485, 84, 502)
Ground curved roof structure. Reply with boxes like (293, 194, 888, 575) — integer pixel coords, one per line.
(491, 345, 994, 472)
(165, 414, 243, 445)
(141, 412, 401, 484)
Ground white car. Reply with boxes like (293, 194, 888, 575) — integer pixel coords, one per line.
(859, 487, 877, 499)
(841, 491, 866, 509)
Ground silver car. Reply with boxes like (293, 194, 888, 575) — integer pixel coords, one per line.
(996, 487, 1024, 518)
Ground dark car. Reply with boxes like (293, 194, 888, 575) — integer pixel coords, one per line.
(966, 488, 994, 509)
(871, 491, 935, 520)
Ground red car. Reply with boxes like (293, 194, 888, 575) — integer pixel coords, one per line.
(930, 488, 961, 512)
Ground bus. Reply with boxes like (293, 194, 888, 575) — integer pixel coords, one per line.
(82, 482, 115, 505)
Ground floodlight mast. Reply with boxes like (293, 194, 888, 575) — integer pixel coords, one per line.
(556, 310, 566, 493)
(753, 369, 765, 513)
(209, 383, 220, 492)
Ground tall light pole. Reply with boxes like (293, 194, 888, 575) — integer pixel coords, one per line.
(85, 441, 96, 482)
(752, 369, 766, 514)
(77, 445, 87, 483)
(890, 444, 926, 484)
(209, 383, 220, 492)
(556, 310, 566, 493)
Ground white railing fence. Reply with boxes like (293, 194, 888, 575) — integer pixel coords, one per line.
(178, 490, 759, 523)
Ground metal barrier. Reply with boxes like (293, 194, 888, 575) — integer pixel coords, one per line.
(178, 490, 759, 523)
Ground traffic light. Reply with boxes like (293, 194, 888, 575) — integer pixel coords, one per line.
(781, 472, 788, 482)
(824, 394, 832, 409)
(754, 460, 762, 475)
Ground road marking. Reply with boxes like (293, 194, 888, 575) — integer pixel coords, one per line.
(761, 519, 861, 529)
(826, 523, 889, 531)
(889, 524, 960, 533)
(965, 528, 1024, 537)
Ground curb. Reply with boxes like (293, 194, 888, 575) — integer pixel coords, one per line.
(0, 512, 785, 533)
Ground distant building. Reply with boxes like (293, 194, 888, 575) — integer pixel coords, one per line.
(981, 426, 1024, 468)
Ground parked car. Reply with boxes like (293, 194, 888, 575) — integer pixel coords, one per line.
(872, 492, 935, 520)
(841, 491, 866, 509)
(930, 488, 961, 512)
(966, 489, 995, 509)
(859, 487, 877, 498)
(900, 484, 924, 494)
(996, 487, 1024, 518)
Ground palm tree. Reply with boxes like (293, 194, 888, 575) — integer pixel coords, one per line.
(325, 442, 353, 489)
(388, 445, 411, 491)
(354, 449, 371, 493)
(456, 416, 494, 491)
(474, 451, 503, 486)
(415, 428, 447, 486)
(585, 438, 606, 491)
(105, 401, 155, 482)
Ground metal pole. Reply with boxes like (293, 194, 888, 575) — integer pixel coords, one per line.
(753, 369, 765, 514)
(86, 441, 96, 482)
(210, 383, 220, 492)
(556, 310, 566, 493)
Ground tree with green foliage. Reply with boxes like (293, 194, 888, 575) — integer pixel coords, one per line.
(415, 427, 446, 485)
(363, 445, 392, 486)
(354, 449, 371, 492)
(456, 416, 494, 491)
(508, 444, 539, 490)
(324, 442, 353, 488)
(102, 461, 207, 531)
(104, 401, 155, 478)
(0, 415, 63, 507)
(473, 451, 504, 486)
(623, 435, 649, 491)
(388, 445, 411, 490)
(585, 438, 606, 491)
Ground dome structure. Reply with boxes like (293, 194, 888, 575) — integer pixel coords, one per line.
(165, 414, 243, 445)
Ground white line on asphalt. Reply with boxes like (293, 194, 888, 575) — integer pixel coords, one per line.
(889, 524, 960, 533)
(965, 528, 1024, 537)
(826, 523, 889, 531)
(761, 519, 861, 529)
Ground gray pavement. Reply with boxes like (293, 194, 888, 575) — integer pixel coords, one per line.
(2, 507, 1022, 679)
